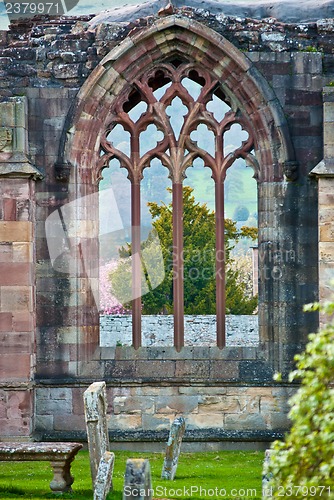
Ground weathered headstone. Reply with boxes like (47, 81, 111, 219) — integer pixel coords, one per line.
(123, 459, 152, 500)
(262, 449, 273, 499)
(94, 451, 115, 500)
(83, 381, 109, 486)
(161, 416, 186, 480)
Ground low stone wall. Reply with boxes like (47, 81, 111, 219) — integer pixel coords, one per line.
(100, 315, 258, 347)
(34, 382, 294, 450)
(34, 342, 291, 449)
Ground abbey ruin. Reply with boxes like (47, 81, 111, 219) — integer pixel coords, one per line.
(0, 0, 333, 449)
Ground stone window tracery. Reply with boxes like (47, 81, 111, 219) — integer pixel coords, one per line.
(99, 60, 255, 351)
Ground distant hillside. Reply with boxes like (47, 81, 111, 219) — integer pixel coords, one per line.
(184, 157, 257, 223)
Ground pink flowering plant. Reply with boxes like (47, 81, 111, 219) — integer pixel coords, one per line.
(99, 260, 131, 315)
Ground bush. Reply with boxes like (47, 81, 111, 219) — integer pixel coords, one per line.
(266, 301, 334, 498)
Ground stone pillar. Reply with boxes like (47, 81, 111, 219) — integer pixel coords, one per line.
(83, 381, 110, 486)
(258, 167, 318, 375)
(311, 86, 334, 324)
(0, 97, 42, 438)
(161, 416, 186, 480)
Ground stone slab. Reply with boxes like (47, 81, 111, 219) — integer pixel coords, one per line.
(161, 416, 185, 480)
(94, 451, 115, 500)
(0, 442, 82, 493)
(123, 458, 152, 500)
(83, 381, 109, 486)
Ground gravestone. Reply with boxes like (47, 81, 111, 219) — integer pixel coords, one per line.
(83, 381, 109, 486)
(123, 459, 152, 500)
(262, 449, 273, 499)
(94, 451, 115, 500)
(161, 416, 186, 480)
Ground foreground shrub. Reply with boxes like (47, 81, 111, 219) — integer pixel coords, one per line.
(267, 301, 334, 498)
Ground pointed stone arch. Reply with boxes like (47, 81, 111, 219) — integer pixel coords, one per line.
(65, 15, 295, 184)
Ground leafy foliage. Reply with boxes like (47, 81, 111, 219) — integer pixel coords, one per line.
(267, 301, 334, 498)
(110, 186, 257, 315)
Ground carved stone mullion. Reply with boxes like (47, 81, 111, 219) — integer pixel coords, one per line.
(160, 83, 188, 108)
(131, 166, 142, 349)
(100, 145, 133, 179)
(183, 136, 216, 171)
(152, 106, 178, 155)
(180, 102, 215, 145)
(181, 150, 199, 175)
(244, 152, 261, 181)
(95, 153, 113, 184)
(172, 180, 184, 351)
(221, 152, 239, 179)
(117, 110, 135, 133)
(214, 133, 224, 180)
(138, 136, 170, 172)
(197, 79, 220, 107)
(217, 110, 237, 133)
(215, 179, 226, 349)
(155, 151, 174, 182)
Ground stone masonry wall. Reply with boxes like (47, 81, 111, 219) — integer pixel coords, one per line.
(0, 176, 35, 436)
(34, 342, 291, 445)
(35, 383, 294, 448)
(100, 315, 258, 347)
(1, 11, 334, 94)
(0, 97, 38, 436)
(312, 87, 334, 326)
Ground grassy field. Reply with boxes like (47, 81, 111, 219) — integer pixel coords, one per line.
(0, 450, 264, 499)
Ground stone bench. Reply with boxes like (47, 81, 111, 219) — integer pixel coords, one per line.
(0, 442, 83, 493)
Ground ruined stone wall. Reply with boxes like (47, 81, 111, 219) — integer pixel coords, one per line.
(0, 96, 40, 437)
(0, 179, 34, 436)
(0, 8, 332, 443)
(311, 88, 334, 327)
(1, 11, 334, 92)
(100, 315, 258, 347)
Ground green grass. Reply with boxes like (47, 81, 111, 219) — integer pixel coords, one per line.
(0, 450, 264, 499)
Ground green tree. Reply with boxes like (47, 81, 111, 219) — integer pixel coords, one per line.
(233, 205, 250, 222)
(266, 301, 334, 498)
(110, 186, 257, 314)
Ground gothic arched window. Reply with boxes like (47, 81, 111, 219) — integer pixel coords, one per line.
(99, 60, 255, 350)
